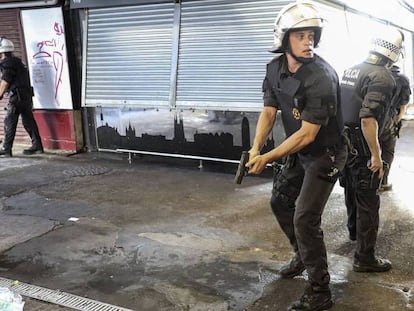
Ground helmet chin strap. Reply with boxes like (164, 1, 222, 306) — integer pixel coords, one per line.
(286, 46, 315, 65)
(293, 55, 315, 64)
(365, 52, 390, 66)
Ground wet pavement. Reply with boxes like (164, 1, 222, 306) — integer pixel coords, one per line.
(0, 120, 413, 311)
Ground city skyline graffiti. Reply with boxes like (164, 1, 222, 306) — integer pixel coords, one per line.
(96, 109, 280, 160)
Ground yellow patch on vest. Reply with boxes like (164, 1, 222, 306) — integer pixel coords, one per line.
(292, 108, 301, 120)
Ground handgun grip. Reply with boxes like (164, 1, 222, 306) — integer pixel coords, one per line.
(234, 151, 249, 184)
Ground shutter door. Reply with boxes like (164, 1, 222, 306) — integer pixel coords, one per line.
(0, 9, 31, 146)
(176, 0, 291, 111)
(84, 2, 175, 107)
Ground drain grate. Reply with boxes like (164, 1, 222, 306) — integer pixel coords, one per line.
(63, 165, 111, 177)
(0, 277, 135, 311)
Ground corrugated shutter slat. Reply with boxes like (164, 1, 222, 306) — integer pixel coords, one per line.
(176, 0, 291, 111)
(84, 3, 175, 107)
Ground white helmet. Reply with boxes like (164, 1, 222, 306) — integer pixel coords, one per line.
(370, 27, 404, 63)
(270, 0, 324, 53)
(0, 38, 14, 53)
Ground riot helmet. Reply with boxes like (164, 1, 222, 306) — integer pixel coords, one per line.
(270, 0, 323, 53)
(369, 27, 404, 63)
(0, 38, 14, 53)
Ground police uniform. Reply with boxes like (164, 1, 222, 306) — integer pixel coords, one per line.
(0, 55, 43, 155)
(263, 54, 347, 291)
(380, 66, 411, 185)
(340, 61, 395, 262)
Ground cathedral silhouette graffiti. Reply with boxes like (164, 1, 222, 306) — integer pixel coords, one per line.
(97, 116, 275, 160)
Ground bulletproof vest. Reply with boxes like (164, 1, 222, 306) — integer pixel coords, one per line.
(267, 55, 343, 151)
(340, 66, 363, 126)
(340, 62, 394, 133)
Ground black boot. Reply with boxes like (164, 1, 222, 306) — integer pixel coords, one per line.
(0, 148, 12, 157)
(23, 146, 44, 155)
(288, 286, 333, 311)
(279, 253, 305, 279)
(353, 257, 392, 272)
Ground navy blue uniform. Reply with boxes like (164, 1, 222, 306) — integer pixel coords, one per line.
(340, 61, 395, 262)
(0, 55, 42, 154)
(263, 54, 347, 290)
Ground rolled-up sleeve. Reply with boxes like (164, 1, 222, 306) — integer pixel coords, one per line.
(263, 76, 279, 108)
(359, 73, 394, 120)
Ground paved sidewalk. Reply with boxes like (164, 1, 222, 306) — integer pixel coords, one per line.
(25, 298, 73, 311)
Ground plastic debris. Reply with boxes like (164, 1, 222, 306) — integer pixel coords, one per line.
(0, 287, 24, 310)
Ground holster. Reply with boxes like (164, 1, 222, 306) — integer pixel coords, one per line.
(394, 121, 402, 138)
(343, 125, 370, 163)
(271, 166, 300, 208)
(353, 160, 387, 192)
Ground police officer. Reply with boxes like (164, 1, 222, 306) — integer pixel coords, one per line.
(246, 2, 347, 310)
(0, 38, 43, 157)
(340, 27, 404, 272)
(379, 65, 411, 191)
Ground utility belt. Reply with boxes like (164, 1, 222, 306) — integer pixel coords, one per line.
(342, 125, 390, 191)
(298, 139, 344, 158)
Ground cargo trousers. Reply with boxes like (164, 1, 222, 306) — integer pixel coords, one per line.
(270, 144, 347, 289)
(3, 96, 42, 152)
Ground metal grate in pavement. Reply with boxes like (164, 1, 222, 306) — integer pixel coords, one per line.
(0, 277, 135, 311)
(24, 298, 74, 311)
(62, 165, 111, 177)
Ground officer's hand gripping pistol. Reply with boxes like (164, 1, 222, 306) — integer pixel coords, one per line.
(367, 160, 389, 190)
(234, 151, 249, 184)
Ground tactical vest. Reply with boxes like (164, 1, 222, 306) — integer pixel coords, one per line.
(340, 62, 394, 134)
(266, 54, 343, 153)
(0, 55, 31, 91)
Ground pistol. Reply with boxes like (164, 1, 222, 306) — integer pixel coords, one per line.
(234, 151, 249, 184)
(395, 121, 402, 138)
(367, 160, 387, 190)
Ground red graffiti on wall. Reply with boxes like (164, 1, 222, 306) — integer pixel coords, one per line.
(32, 22, 65, 100)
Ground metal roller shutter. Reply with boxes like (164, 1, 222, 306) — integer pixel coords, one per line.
(84, 2, 175, 107)
(176, 0, 290, 111)
(0, 8, 31, 146)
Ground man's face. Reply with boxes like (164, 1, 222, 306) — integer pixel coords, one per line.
(288, 29, 315, 59)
